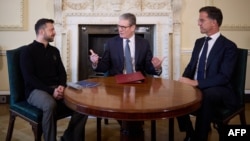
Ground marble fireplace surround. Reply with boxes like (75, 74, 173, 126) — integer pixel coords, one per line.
(54, 0, 182, 82)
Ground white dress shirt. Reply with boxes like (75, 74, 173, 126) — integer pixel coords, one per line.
(194, 32, 220, 80)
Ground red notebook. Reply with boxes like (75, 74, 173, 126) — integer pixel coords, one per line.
(115, 71, 145, 84)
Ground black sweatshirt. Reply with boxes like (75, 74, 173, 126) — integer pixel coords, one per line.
(20, 40, 67, 99)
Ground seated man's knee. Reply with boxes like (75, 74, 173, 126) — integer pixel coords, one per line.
(202, 87, 225, 103)
(44, 97, 57, 112)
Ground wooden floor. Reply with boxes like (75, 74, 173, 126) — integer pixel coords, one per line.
(0, 103, 249, 141)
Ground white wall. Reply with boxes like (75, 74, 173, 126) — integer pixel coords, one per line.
(0, 0, 54, 91)
(1, 0, 250, 93)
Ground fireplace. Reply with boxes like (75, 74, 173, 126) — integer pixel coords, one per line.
(78, 24, 155, 80)
(54, 0, 182, 82)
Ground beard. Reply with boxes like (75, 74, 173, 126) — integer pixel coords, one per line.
(44, 33, 55, 42)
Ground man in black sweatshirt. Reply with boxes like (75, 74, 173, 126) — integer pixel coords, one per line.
(20, 18, 88, 141)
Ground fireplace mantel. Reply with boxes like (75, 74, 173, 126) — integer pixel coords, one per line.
(54, 0, 182, 82)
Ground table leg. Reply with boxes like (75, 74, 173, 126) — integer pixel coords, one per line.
(97, 118, 102, 141)
(120, 121, 144, 141)
(169, 118, 174, 141)
(151, 120, 156, 141)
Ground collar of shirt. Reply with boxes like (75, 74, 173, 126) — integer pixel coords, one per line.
(33, 40, 52, 50)
(206, 32, 220, 56)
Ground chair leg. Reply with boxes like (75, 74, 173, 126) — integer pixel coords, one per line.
(239, 111, 246, 125)
(104, 119, 109, 125)
(217, 123, 225, 141)
(151, 120, 156, 141)
(97, 118, 102, 141)
(31, 122, 42, 141)
(5, 111, 16, 141)
(213, 122, 226, 141)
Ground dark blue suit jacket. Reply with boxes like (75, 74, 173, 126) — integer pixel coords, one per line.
(183, 35, 238, 89)
(95, 35, 157, 76)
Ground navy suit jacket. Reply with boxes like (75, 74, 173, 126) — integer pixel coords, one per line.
(95, 35, 157, 76)
(178, 34, 239, 139)
(183, 35, 238, 90)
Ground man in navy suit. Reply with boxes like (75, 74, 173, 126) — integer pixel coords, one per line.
(90, 12, 164, 136)
(90, 13, 164, 76)
(177, 6, 238, 141)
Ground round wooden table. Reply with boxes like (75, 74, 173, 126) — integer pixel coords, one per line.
(64, 76, 202, 141)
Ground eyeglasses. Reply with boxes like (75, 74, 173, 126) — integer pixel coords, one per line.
(117, 25, 132, 30)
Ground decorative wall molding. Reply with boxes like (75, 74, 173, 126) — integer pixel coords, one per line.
(0, 50, 6, 56)
(0, 91, 10, 95)
(0, 0, 28, 31)
(65, 30, 72, 82)
(142, 0, 169, 10)
(181, 49, 192, 54)
(64, 12, 171, 17)
(181, 49, 250, 55)
(221, 24, 250, 31)
(63, 0, 92, 10)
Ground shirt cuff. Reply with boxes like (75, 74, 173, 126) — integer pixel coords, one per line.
(92, 63, 97, 69)
(155, 67, 162, 76)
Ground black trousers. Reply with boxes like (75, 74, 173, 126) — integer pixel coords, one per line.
(177, 86, 236, 141)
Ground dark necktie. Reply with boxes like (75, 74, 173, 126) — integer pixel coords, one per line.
(197, 37, 211, 80)
(125, 39, 133, 74)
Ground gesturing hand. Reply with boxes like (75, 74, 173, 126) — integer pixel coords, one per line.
(151, 56, 166, 69)
(89, 49, 99, 65)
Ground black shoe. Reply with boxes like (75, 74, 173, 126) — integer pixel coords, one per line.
(208, 125, 212, 132)
(184, 130, 195, 141)
(60, 136, 65, 141)
(184, 136, 191, 141)
(184, 135, 196, 141)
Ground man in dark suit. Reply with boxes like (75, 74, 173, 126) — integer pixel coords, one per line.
(89, 12, 164, 136)
(90, 13, 164, 76)
(177, 6, 238, 141)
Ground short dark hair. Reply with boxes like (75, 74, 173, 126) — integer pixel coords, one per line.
(119, 13, 136, 26)
(34, 18, 54, 34)
(199, 6, 223, 27)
